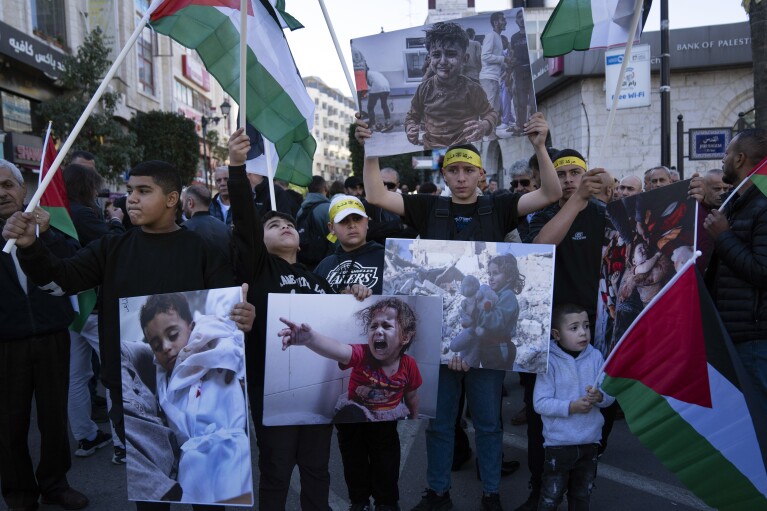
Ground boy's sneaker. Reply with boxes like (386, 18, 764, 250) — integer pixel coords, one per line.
(349, 502, 370, 511)
(410, 489, 453, 511)
(112, 446, 126, 465)
(75, 430, 111, 457)
(481, 493, 503, 511)
(380, 123, 394, 133)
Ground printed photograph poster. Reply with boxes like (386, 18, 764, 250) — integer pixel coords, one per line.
(594, 181, 699, 359)
(263, 294, 442, 426)
(384, 238, 555, 373)
(352, 7, 537, 157)
(119, 287, 253, 506)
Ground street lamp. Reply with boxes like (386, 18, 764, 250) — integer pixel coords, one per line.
(201, 99, 231, 189)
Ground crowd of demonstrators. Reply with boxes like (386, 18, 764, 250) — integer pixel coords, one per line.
(2, 104, 760, 511)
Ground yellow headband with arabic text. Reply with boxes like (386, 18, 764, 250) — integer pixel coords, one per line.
(443, 147, 482, 169)
(553, 156, 587, 171)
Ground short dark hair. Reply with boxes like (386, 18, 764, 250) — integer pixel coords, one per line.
(528, 147, 559, 171)
(69, 150, 96, 164)
(490, 11, 505, 26)
(129, 161, 182, 195)
(733, 128, 767, 165)
(329, 180, 345, 196)
(551, 303, 588, 332)
(308, 175, 327, 194)
(184, 183, 212, 208)
(140, 293, 193, 334)
(425, 22, 469, 53)
(418, 181, 438, 194)
(466, 27, 475, 38)
(63, 164, 103, 210)
(262, 210, 296, 227)
(356, 297, 417, 355)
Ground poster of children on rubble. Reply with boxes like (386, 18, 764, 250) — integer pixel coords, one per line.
(119, 287, 253, 506)
(352, 7, 536, 157)
(262, 294, 442, 426)
(594, 181, 698, 359)
(383, 238, 555, 373)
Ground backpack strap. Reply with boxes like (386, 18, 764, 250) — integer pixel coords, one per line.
(432, 196, 451, 240)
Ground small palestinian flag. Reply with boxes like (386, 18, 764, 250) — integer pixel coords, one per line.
(602, 262, 767, 510)
(748, 155, 767, 197)
(39, 138, 97, 333)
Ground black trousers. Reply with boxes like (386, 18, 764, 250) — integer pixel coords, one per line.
(255, 424, 333, 511)
(521, 372, 545, 489)
(0, 331, 71, 509)
(336, 421, 400, 506)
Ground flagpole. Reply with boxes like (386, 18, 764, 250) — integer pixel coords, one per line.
(35, 121, 54, 238)
(596, 0, 645, 166)
(592, 252, 702, 388)
(316, 0, 358, 110)
(265, 140, 278, 212)
(3, 3, 162, 254)
(239, 0, 248, 131)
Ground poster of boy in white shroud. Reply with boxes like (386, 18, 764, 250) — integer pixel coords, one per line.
(384, 238, 555, 373)
(262, 294, 442, 425)
(352, 7, 536, 157)
(119, 287, 253, 506)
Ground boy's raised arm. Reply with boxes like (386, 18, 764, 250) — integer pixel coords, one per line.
(355, 115, 406, 217)
(517, 113, 562, 216)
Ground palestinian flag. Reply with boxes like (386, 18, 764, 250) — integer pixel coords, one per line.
(748, 155, 767, 197)
(149, 0, 315, 186)
(541, 0, 653, 58)
(38, 138, 97, 332)
(602, 262, 767, 510)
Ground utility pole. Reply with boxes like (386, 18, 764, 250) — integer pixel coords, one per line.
(660, 0, 671, 167)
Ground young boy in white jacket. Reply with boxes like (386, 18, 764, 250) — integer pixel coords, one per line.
(533, 304, 615, 511)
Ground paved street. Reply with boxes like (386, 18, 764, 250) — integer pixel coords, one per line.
(7, 374, 713, 511)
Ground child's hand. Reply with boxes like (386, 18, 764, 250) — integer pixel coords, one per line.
(524, 112, 549, 148)
(474, 326, 485, 336)
(345, 283, 372, 301)
(405, 123, 421, 145)
(586, 385, 604, 404)
(228, 128, 250, 166)
(278, 317, 314, 350)
(460, 119, 490, 142)
(569, 396, 593, 415)
(355, 113, 372, 145)
(447, 354, 470, 372)
(231, 283, 256, 333)
(2, 211, 38, 248)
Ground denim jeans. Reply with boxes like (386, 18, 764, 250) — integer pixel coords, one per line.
(735, 340, 767, 417)
(539, 444, 599, 511)
(426, 365, 504, 494)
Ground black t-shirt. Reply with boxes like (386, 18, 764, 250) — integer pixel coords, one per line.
(402, 193, 521, 241)
(527, 199, 606, 316)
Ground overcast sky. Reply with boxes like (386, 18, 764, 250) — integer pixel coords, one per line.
(284, 0, 750, 95)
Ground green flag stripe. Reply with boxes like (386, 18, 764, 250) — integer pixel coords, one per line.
(42, 206, 79, 241)
(151, 5, 315, 186)
(602, 376, 767, 511)
(541, 0, 595, 58)
(751, 174, 767, 198)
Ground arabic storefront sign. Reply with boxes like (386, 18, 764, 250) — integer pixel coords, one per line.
(0, 20, 66, 79)
(689, 128, 732, 161)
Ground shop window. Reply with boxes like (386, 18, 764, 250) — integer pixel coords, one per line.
(31, 0, 67, 48)
(137, 25, 155, 95)
(1, 92, 33, 133)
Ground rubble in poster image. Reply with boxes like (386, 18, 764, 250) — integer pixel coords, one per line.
(383, 239, 554, 373)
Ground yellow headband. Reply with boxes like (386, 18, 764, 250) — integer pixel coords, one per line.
(553, 156, 587, 171)
(443, 147, 482, 169)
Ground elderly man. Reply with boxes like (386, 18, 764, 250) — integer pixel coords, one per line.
(702, 168, 730, 208)
(646, 166, 672, 191)
(209, 166, 232, 226)
(0, 160, 89, 511)
(509, 159, 537, 195)
(616, 175, 643, 199)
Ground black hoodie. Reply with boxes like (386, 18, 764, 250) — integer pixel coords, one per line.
(314, 241, 385, 294)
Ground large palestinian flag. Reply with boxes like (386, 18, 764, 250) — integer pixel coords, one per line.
(602, 261, 767, 510)
(38, 138, 96, 333)
(148, 0, 315, 186)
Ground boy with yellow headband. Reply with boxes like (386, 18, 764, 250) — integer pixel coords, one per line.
(516, 149, 608, 511)
(356, 111, 561, 511)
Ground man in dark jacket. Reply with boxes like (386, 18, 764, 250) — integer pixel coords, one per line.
(703, 128, 767, 415)
(0, 159, 89, 511)
(182, 183, 232, 263)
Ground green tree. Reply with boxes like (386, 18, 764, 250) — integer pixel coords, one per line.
(38, 28, 141, 181)
(205, 129, 229, 166)
(347, 122, 421, 188)
(131, 111, 200, 185)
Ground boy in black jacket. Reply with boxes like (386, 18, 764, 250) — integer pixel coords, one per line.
(4, 161, 254, 510)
